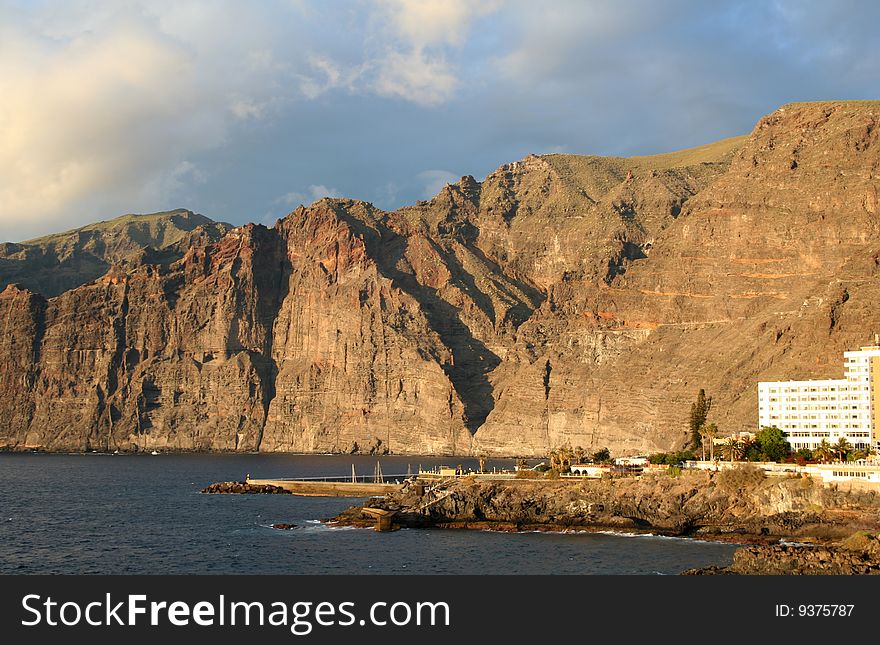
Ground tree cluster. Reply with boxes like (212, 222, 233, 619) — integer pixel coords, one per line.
(794, 437, 872, 464)
(547, 446, 612, 472)
(647, 450, 695, 466)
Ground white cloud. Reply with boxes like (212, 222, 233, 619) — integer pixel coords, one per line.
(418, 170, 459, 199)
(275, 184, 342, 207)
(264, 184, 343, 225)
(370, 49, 459, 106)
(6, 0, 873, 243)
(0, 1, 509, 241)
(298, 55, 349, 100)
(377, 0, 502, 49)
(375, 181, 401, 210)
(364, 0, 501, 105)
(150, 160, 208, 192)
(295, 0, 503, 107)
(493, 2, 651, 83)
(0, 2, 301, 241)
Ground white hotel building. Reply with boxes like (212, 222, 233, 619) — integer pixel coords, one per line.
(757, 346, 880, 452)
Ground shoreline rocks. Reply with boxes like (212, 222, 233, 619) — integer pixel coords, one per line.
(684, 533, 880, 574)
(201, 481, 289, 495)
(326, 473, 880, 573)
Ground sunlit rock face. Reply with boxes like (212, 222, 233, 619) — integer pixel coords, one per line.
(2, 101, 880, 456)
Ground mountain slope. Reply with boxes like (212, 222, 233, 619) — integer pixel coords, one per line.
(1, 101, 878, 456)
(0, 209, 231, 297)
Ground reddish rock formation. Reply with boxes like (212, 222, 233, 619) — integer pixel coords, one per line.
(1, 101, 879, 455)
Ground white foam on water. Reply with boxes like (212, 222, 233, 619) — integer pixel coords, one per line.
(594, 530, 735, 545)
(302, 520, 361, 532)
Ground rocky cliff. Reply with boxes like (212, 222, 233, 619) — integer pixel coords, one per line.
(1, 101, 879, 455)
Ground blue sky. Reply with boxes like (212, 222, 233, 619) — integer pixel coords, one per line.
(1, 0, 878, 240)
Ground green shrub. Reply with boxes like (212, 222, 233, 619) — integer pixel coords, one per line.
(755, 426, 791, 462)
(649, 450, 695, 466)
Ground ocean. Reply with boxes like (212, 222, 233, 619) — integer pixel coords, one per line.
(0, 453, 737, 575)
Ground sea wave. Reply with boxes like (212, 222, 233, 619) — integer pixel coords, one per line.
(593, 530, 731, 544)
(305, 520, 361, 532)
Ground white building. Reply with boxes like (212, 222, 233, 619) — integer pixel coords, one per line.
(613, 456, 649, 467)
(758, 345, 880, 452)
(568, 464, 611, 478)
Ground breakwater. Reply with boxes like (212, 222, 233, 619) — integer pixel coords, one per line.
(204, 479, 403, 497)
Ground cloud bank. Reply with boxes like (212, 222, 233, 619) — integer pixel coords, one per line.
(1, 0, 878, 240)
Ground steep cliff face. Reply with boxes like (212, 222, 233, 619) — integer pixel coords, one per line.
(474, 101, 880, 455)
(261, 201, 474, 454)
(1, 101, 879, 455)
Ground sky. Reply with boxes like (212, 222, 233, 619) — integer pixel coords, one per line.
(1, 0, 878, 241)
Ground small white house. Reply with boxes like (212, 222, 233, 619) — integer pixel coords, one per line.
(569, 464, 612, 478)
(614, 456, 649, 467)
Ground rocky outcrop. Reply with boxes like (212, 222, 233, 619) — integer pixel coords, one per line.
(684, 532, 880, 574)
(329, 470, 880, 543)
(1, 101, 880, 455)
(201, 481, 288, 494)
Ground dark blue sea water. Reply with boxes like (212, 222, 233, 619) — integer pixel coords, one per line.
(0, 454, 736, 574)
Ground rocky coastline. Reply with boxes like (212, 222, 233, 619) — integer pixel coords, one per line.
(325, 470, 880, 573)
(683, 535, 880, 575)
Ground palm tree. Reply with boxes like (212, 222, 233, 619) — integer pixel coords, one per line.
(699, 422, 718, 461)
(548, 447, 572, 472)
(721, 437, 744, 462)
(849, 449, 867, 463)
(834, 437, 852, 463)
(739, 435, 756, 461)
(558, 446, 572, 472)
(814, 439, 833, 464)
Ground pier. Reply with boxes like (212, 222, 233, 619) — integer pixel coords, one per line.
(238, 462, 521, 498)
(245, 464, 410, 497)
